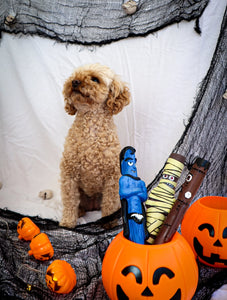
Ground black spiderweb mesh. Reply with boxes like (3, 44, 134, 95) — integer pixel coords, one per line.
(0, 3, 227, 300)
(0, 0, 209, 45)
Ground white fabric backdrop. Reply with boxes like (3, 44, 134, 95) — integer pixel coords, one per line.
(0, 0, 226, 223)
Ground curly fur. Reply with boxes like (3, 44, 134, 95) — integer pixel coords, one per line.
(60, 64, 130, 228)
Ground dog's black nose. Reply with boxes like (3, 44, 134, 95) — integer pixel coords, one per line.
(72, 80, 81, 89)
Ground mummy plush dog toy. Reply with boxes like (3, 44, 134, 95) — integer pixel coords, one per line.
(60, 63, 130, 228)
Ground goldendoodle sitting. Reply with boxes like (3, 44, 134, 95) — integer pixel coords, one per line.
(60, 63, 130, 228)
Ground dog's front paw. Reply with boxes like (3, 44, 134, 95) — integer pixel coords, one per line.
(59, 218, 77, 228)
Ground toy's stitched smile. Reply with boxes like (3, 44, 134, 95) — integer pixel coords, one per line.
(165, 182, 175, 189)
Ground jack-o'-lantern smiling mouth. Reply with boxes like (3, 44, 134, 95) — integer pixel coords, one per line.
(193, 237, 227, 266)
(117, 285, 181, 300)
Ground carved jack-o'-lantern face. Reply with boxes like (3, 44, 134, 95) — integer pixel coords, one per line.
(117, 265, 181, 299)
(102, 231, 198, 299)
(28, 233, 54, 261)
(17, 217, 40, 241)
(45, 260, 77, 294)
(182, 196, 227, 268)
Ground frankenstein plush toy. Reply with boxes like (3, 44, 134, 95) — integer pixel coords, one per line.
(119, 146, 148, 244)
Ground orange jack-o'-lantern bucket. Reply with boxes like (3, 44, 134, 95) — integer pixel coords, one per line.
(181, 196, 227, 268)
(102, 231, 198, 300)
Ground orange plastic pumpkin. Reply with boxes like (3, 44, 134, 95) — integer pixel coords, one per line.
(17, 217, 40, 241)
(45, 260, 77, 294)
(28, 232, 54, 261)
(181, 196, 227, 268)
(102, 231, 198, 300)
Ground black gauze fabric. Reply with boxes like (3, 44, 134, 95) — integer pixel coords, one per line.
(147, 6, 227, 200)
(0, 209, 122, 299)
(0, 0, 209, 45)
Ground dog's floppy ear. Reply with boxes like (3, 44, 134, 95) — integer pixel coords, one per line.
(106, 77, 130, 115)
(62, 78, 77, 115)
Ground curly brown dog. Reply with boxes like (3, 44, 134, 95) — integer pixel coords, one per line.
(60, 64, 130, 228)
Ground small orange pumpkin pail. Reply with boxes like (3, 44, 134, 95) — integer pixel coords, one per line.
(102, 231, 198, 300)
(45, 260, 77, 294)
(181, 196, 227, 268)
(17, 217, 40, 241)
(28, 232, 54, 261)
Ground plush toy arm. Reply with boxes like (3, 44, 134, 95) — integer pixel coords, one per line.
(137, 181, 148, 202)
(119, 176, 145, 198)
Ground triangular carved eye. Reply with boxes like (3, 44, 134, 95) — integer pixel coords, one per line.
(223, 227, 227, 239)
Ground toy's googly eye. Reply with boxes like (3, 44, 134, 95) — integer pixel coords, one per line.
(186, 174, 193, 182)
(163, 174, 168, 179)
(128, 162, 133, 166)
(169, 176, 175, 181)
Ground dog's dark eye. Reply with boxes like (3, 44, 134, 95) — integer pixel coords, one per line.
(91, 77, 100, 83)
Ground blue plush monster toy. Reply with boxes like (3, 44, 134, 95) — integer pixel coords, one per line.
(119, 146, 148, 244)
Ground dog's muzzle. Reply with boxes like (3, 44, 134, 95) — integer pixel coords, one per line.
(72, 80, 81, 90)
